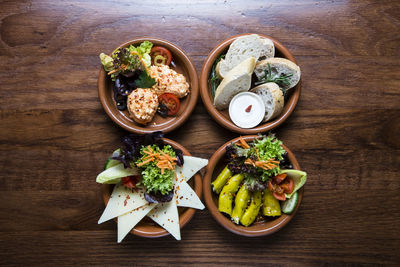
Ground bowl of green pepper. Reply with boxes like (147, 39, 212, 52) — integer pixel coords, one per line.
(203, 134, 306, 237)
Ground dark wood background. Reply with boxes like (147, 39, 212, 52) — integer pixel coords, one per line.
(1, 0, 399, 266)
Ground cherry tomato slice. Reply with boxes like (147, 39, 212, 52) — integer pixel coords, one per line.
(272, 173, 287, 184)
(158, 93, 180, 115)
(268, 180, 274, 192)
(280, 177, 294, 194)
(150, 46, 172, 65)
(273, 192, 286, 201)
(121, 176, 139, 189)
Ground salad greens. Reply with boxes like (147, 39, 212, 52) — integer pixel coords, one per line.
(111, 132, 184, 202)
(210, 53, 226, 99)
(128, 40, 153, 67)
(99, 41, 155, 84)
(226, 134, 285, 191)
(136, 144, 176, 196)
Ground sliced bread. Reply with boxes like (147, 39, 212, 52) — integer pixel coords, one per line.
(250, 82, 284, 122)
(254, 58, 301, 91)
(259, 38, 275, 60)
(213, 57, 256, 110)
(217, 34, 274, 78)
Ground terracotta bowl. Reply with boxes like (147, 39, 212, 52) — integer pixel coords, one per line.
(102, 138, 202, 238)
(98, 37, 199, 134)
(203, 135, 304, 237)
(200, 33, 301, 134)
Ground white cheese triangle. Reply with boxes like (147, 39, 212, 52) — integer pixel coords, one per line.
(147, 197, 181, 240)
(175, 178, 205, 210)
(176, 156, 208, 182)
(98, 184, 148, 224)
(117, 203, 157, 243)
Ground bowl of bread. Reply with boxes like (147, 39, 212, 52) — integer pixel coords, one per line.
(200, 33, 301, 134)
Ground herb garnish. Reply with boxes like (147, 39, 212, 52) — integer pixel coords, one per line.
(135, 71, 156, 88)
(210, 53, 226, 99)
(254, 63, 293, 95)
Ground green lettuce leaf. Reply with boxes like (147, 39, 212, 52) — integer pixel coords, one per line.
(99, 53, 114, 72)
(136, 145, 176, 195)
(128, 41, 153, 67)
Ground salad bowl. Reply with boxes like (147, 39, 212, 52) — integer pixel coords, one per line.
(203, 135, 304, 237)
(199, 33, 301, 134)
(98, 37, 199, 134)
(102, 138, 202, 238)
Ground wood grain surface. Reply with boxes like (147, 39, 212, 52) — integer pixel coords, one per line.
(1, 0, 399, 266)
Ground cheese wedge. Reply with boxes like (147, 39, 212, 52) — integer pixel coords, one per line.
(117, 203, 157, 243)
(98, 184, 148, 224)
(147, 197, 181, 240)
(175, 178, 204, 210)
(175, 156, 208, 182)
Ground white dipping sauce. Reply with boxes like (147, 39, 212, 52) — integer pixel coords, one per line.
(229, 92, 265, 128)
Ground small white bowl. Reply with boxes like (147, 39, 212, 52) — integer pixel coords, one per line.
(228, 92, 265, 129)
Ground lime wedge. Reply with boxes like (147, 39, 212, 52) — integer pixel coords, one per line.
(281, 169, 307, 199)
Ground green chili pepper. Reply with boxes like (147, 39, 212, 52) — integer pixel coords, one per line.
(262, 188, 282, 217)
(240, 190, 262, 226)
(212, 165, 232, 194)
(231, 184, 251, 224)
(218, 173, 244, 216)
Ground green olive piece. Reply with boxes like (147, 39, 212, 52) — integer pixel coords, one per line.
(212, 165, 233, 194)
(262, 188, 282, 217)
(231, 184, 251, 224)
(240, 190, 262, 227)
(218, 173, 244, 216)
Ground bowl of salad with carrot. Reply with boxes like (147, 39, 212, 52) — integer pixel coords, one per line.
(203, 134, 307, 236)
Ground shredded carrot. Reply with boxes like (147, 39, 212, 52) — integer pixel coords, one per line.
(139, 146, 177, 174)
(238, 137, 250, 149)
(107, 69, 118, 75)
(244, 158, 255, 167)
(137, 158, 154, 167)
(254, 147, 260, 160)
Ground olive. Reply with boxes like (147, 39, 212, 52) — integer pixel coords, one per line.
(157, 102, 169, 117)
(116, 101, 127, 111)
(114, 77, 130, 96)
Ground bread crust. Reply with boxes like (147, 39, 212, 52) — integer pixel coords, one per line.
(213, 57, 256, 110)
(250, 82, 284, 122)
(254, 58, 301, 90)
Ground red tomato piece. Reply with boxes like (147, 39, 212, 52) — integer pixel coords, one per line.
(158, 93, 180, 115)
(280, 178, 294, 194)
(273, 192, 286, 201)
(272, 173, 287, 184)
(151, 46, 172, 65)
(121, 176, 139, 189)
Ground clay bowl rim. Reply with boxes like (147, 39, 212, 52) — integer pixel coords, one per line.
(102, 138, 202, 238)
(203, 135, 304, 237)
(98, 37, 199, 134)
(199, 33, 301, 134)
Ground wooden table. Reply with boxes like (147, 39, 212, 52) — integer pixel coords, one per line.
(1, 0, 399, 265)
